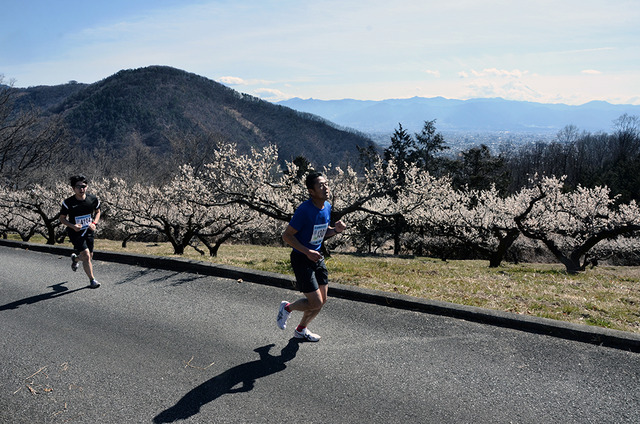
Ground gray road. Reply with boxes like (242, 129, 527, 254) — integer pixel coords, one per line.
(1, 246, 639, 423)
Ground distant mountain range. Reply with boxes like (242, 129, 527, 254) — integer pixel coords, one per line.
(277, 97, 640, 135)
(9, 66, 376, 168)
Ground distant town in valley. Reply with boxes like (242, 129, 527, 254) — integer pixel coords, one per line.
(277, 96, 640, 153)
(368, 130, 556, 152)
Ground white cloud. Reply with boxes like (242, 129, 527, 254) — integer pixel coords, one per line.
(254, 88, 288, 101)
(424, 69, 440, 78)
(464, 77, 543, 101)
(218, 76, 247, 85)
(453, 67, 539, 101)
(470, 68, 528, 78)
(218, 76, 276, 87)
(581, 69, 602, 75)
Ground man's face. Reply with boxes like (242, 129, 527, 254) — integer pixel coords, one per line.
(309, 176, 330, 201)
(74, 182, 88, 197)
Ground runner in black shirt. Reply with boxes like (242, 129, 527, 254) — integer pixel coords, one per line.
(59, 175, 102, 288)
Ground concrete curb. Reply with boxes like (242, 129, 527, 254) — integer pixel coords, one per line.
(2, 239, 639, 353)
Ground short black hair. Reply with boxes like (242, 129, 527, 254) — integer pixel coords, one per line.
(305, 171, 323, 190)
(69, 175, 88, 187)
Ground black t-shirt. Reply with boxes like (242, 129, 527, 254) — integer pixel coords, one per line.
(60, 194, 101, 232)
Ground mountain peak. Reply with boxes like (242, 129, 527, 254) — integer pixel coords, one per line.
(12, 66, 376, 168)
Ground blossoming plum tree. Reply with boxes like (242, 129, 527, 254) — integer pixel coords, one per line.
(358, 159, 449, 254)
(201, 143, 304, 222)
(200, 142, 393, 252)
(99, 172, 208, 255)
(99, 164, 265, 256)
(421, 184, 525, 267)
(0, 182, 68, 244)
(515, 176, 640, 273)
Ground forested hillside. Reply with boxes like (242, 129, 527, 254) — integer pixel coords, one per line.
(10, 66, 376, 171)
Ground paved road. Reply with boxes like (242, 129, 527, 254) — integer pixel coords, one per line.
(1, 246, 639, 423)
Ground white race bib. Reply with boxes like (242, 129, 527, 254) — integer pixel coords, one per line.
(76, 214, 92, 229)
(310, 223, 328, 246)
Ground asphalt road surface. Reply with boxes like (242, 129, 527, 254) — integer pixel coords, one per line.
(1, 246, 639, 423)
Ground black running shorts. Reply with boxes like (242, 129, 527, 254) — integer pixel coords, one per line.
(68, 229, 95, 254)
(290, 250, 328, 293)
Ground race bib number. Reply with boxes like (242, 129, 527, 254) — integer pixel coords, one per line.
(309, 223, 328, 246)
(76, 214, 92, 229)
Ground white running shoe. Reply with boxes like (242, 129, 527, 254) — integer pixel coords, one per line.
(89, 279, 100, 289)
(294, 328, 321, 342)
(71, 253, 79, 272)
(277, 301, 291, 330)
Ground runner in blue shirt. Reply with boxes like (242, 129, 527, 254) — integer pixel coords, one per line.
(277, 172, 346, 341)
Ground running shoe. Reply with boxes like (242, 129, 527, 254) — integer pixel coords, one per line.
(276, 301, 291, 330)
(89, 279, 101, 289)
(294, 328, 321, 342)
(71, 253, 79, 272)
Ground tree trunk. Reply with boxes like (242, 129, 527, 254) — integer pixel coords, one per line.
(488, 228, 520, 268)
(121, 234, 133, 248)
(393, 214, 402, 255)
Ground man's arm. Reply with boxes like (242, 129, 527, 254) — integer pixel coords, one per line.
(324, 220, 347, 239)
(60, 214, 82, 232)
(282, 225, 323, 262)
(89, 208, 101, 231)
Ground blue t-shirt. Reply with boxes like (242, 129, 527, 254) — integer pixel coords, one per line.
(289, 199, 331, 251)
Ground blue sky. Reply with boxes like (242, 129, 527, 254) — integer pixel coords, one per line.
(2, 0, 639, 105)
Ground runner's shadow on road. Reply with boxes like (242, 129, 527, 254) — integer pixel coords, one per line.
(0, 283, 88, 311)
(153, 338, 302, 423)
(115, 268, 208, 287)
